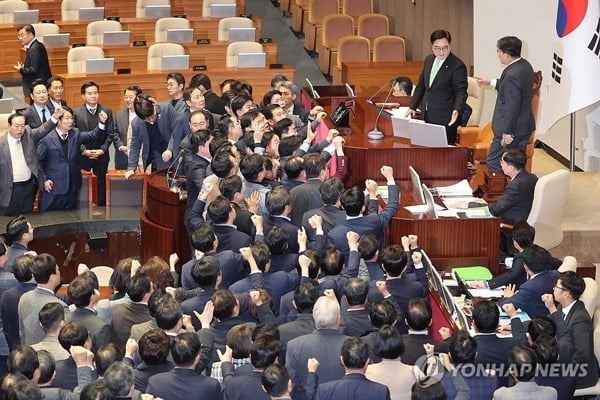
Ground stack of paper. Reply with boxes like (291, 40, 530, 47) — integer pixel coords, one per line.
(436, 179, 473, 197)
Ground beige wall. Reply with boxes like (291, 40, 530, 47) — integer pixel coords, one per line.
(374, 0, 473, 69)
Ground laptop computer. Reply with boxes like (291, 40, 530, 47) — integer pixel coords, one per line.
(166, 28, 194, 43)
(145, 5, 171, 18)
(228, 27, 256, 42)
(408, 166, 425, 205)
(0, 98, 15, 114)
(237, 52, 266, 68)
(43, 33, 70, 48)
(103, 30, 130, 45)
(161, 54, 189, 70)
(390, 114, 410, 138)
(78, 7, 105, 21)
(85, 58, 115, 74)
(13, 10, 39, 24)
(408, 119, 449, 147)
(422, 183, 439, 218)
(211, 3, 236, 17)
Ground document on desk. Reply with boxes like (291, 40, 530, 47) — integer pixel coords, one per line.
(436, 179, 473, 197)
(467, 288, 504, 298)
(441, 197, 477, 209)
(404, 204, 444, 213)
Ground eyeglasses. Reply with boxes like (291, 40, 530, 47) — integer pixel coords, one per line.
(554, 285, 567, 292)
(433, 46, 449, 52)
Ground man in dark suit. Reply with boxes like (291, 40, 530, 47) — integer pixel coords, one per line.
(190, 73, 226, 115)
(133, 329, 174, 393)
(160, 72, 186, 114)
(408, 29, 468, 144)
(549, 271, 599, 389)
(146, 332, 222, 400)
(290, 153, 328, 227)
(37, 106, 107, 211)
(21, 79, 55, 129)
(110, 273, 152, 351)
(184, 128, 212, 221)
(0, 110, 61, 216)
(278, 283, 318, 364)
(401, 298, 449, 365)
(47, 76, 68, 109)
(14, 24, 52, 98)
(264, 186, 299, 253)
(477, 36, 535, 171)
(313, 337, 391, 400)
(181, 256, 220, 330)
(498, 244, 560, 319)
(72, 81, 115, 206)
(340, 278, 372, 337)
(54, 322, 97, 391)
(171, 88, 215, 160)
(112, 85, 142, 170)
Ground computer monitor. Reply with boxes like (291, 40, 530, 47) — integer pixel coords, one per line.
(161, 54, 190, 70)
(13, 10, 39, 24)
(166, 28, 194, 43)
(78, 7, 105, 21)
(43, 33, 70, 48)
(237, 52, 266, 68)
(85, 58, 115, 74)
(391, 114, 410, 139)
(103, 30, 130, 45)
(228, 27, 256, 42)
(211, 3, 236, 17)
(422, 183, 438, 218)
(145, 5, 171, 18)
(0, 98, 15, 113)
(409, 166, 425, 205)
(408, 119, 449, 147)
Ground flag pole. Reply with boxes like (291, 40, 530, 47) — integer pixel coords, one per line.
(570, 112, 576, 171)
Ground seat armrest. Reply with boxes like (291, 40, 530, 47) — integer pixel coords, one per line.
(457, 126, 483, 147)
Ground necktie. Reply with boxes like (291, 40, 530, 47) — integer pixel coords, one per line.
(61, 133, 67, 141)
(429, 58, 442, 86)
(41, 108, 47, 123)
(89, 107, 96, 115)
(15, 138, 20, 145)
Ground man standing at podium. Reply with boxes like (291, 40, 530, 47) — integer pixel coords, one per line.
(408, 29, 468, 145)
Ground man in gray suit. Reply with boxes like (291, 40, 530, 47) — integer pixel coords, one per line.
(477, 36, 535, 171)
(112, 86, 142, 170)
(0, 110, 62, 216)
(18, 253, 67, 345)
(31, 302, 69, 362)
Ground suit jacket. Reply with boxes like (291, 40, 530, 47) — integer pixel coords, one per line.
(0, 118, 58, 207)
(223, 369, 269, 400)
(1, 281, 36, 350)
(315, 373, 391, 400)
(31, 335, 70, 361)
(214, 224, 252, 254)
(110, 302, 151, 350)
(492, 58, 535, 139)
(263, 215, 299, 254)
(66, 307, 111, 353)
(72, 104, 114, 153)
(278, 313, 316, 365)
(22, 102, 55, 129)
(18, 287, 67, 345)
(340, 308, 372, 337)
(488, 252, 561, 290)
(270, 253, 298, 273)
(230, 269, 299, 315)
(182, 288, 216, 331)
(128, 103, 178, 170)
(493, 381, 557, 400)
(365, 359, 417, 400)
(301, 204, 346, 247)
(409, 52, 468, 126)
(19, 39, 52, 96)
(53, 357, 80, 391)
(498, 269, 559, 319)
(130, 318, 159, 342)
(112, 107, 133, 169)
(536, 373, 576, 400)
(185, 154, 210, 217)
(146, 367, 222, 400)
(563, 300, 600, 388)
(134, 361, 174, 393)
(37, 127, 103, 195)
(160, 97, 186, 115)
(488, 170, 538, 225)
(204, 90, 226, 115)
(290, 179, 324, 227)
(400, 333, 450, 365)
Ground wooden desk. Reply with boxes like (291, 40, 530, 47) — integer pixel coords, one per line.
(342, 61, 424, 97)
(59, 66, 295, 111)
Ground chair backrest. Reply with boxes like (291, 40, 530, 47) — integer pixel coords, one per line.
(90, 266, 114, 286)
(357, 13, 389, 41)
(582, 277, 599, 319)
(86, 20, 122, 45)
(62, 0, 95, 21)
(465, 76, 484, 126)
(0, 113, 10, 132)
(0, 0, 28, 23)
(67, 46, 105, 74)
(527, 169, 570, 249)
(336, 35, 370, 68)
(372, 35, 405, 62)
(225, 41, 264, 67)
(341, 0, 372, 20)
(147, 42, 185, 70)
(32, 23, 60, 44)
(217, 17, 254, 41)
(136, 0, 170, 18)
(154, 17, 190, 42)
(202, 0, 236, 17)
(307, 0, 339, 24)
(592, 308, 600, 369)
(321, 14, 354, 48)
(557, 256, 578, 273)
(106, 170, 147, 207)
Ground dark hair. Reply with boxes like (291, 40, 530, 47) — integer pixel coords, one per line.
(38, 302, 64, 333)
(380, 245, 408, 277)
(527, 316, 557, 342)
(406, 298, 432, 331)
(320, 177, 343, 205)
(532, 334, 558, 364)
(207, 196, 233, 224)
(265, 186, 291, 216)
(17, 24, 35, 36)
(370, 299, 397, 328)
(148, 289, 169, 318)
(167, 71, 185, 86)
(321, 247, 344, 276)
(58, 322, 88, 351)
(497, 36, 522, 57)
(358, 234, 379, 261)
(29, 78, 48, 94)
(225, 324, 253, 359)
(231, 94, 253, 117)
(512, 221, 536, 248)
(501, 148, 527, 170)
(340, 186, 365, 217)
(252, 322, 280, 342)
(94, 343, 123, 377)
(472, 300, 499, 333)
(373, 325, 404, 359)
(248, 241, 271, 272)
(391, 76, 413, 95)
(270, 74, 288, 88)
(262, 90, 282, 106)
(521, 244, 551, 274)
(295, 250, 320, 279)
(171, 332, 201, 367)
(5, 215, 29, 244)
(216, 115, 236, 136)
(211, 149, 236, 178)
(7, 113, 25, 127)
(133, 93, 156, 120)
(7, 380, 42, 400)
(283, 156, 304, 179)
(80, 81, 99, 94)
(272, 118, 294, 136)
(80, 380, 107, 400)
(127, 272, 152, 302)
(558, 270, 585, 300)
(265, 226, 288, 255)
(36, 350, 55, 385)
(344, 278, 369, 306)
(212, 289, 238, 319)
(8, 346, 39, 379)
(139, 329, 170, 365)
(155, 295, 182, 330)
(68, 275, 95, 308)
(219, 175, 242, 201)
(189, 128, 212, 153)
(278, 134, 304, 158)
(303, 153, 327, 179)
(0, 373, 27, 400)
(240, 154, 265, 182)
(341, 337, 369, 368)
(191, 256, 221, 289)
(124, 85, 142, 95)
(189, 73, 211, 90)
(31, 253, 58, 284)
(293, 283, 318, 314)
(508, 345, 537, 381)
(12, 254, 34, 283)
(448, 330, 477, 363)
(430, 29, 451, 44)
(411, 379, 447, 400)
(103, 361, 134, 397)
(251, 336, 280, 368)
(109, 257, 135, 294)
(262, 364, 289, 397)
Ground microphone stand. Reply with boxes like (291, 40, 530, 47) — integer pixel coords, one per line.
(367, 80, 391, 103)
(367, 86, 394, 140)
(166, 150, 185, 191)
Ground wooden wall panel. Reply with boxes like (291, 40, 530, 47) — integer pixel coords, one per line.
(373, 0, 473, 69)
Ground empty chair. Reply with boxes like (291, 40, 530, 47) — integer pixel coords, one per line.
(581, 278, 598, 318)
(341, 0, 372, 24)
(557, 256, 577, 273)
(90, 266, 114, 286)
(86, 20, 122, 45)
(155, 17, 190, 42)
(217, 17, 254, 41)
(0, 0, 29, 24)
(137, 0, 170, 18)
(357, 13, 389, 42)
(32, 23, 60, 44)
(225, 41, 264, 67)
(303, 0, 339, 52)
(332, 35, 370, 85)
(372, 35, 406, 62)
(290, 0, 310, 33)
(61, 0, 95, 21)
(202, 0, 235, 17)
(316, 14, 353, 76)
(463, 76, 484, 126)
(67, 45, 104, 74)
(147, 42, 184, 70)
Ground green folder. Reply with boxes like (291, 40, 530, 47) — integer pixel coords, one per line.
(452, 266, 493, 281)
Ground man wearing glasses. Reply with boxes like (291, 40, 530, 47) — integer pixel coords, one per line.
(408, 29, 468, 145)
(14, 25, 52, 99)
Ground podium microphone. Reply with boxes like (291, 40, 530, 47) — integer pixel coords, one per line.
(367, 85, 394, 140)
(367, 79, 392, 104)
(166, 149, 185, 190)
